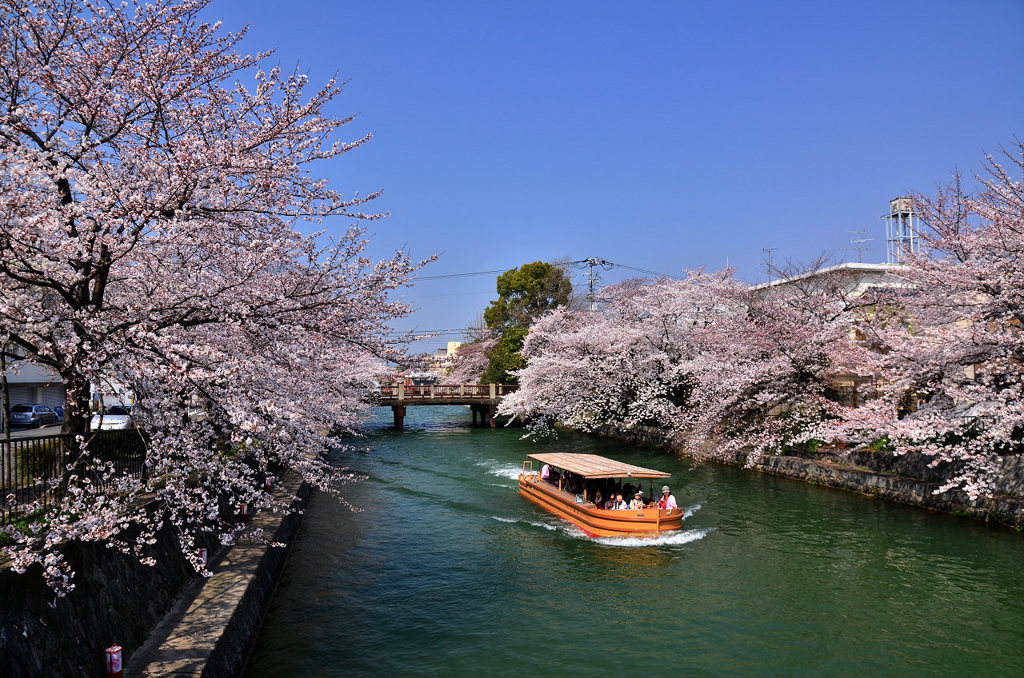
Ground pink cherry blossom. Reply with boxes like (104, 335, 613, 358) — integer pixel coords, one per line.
(1, 0, 426, 593)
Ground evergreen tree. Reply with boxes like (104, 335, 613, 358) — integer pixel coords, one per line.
(481, 262, 571, 383)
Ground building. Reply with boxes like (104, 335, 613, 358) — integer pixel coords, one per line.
(429, 341, 463, 374)
(750, 262, 913, 408)
(751, 261, 909, 298)
(2, 359, 66, 410)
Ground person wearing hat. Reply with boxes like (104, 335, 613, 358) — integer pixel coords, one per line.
(658, 485, 678, 510)
(628, 490, 645, 510)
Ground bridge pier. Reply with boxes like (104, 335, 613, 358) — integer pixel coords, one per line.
(470, 403, 497, 428)
(392, 405, 406, 430)
(377, 383, 515, 431)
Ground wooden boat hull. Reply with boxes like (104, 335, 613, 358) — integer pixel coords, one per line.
(518, 474, 683, 537)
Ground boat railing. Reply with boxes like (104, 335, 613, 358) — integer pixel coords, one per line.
(521, 459, 536, 481)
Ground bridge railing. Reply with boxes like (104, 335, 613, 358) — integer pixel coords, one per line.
(379, 383, 518, 402)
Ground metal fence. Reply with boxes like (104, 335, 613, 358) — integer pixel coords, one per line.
(0, 430, 147, 526)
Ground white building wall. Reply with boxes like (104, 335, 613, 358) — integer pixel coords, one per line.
(2, 360, 65, 408)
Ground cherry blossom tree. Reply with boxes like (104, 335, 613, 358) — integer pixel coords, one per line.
(501, 267, 868, 465)
(505, 144, 1024, 501)
(442, 336, 496, 384)
(0, 0, 424, 592)
(823, 144, 1024, 498)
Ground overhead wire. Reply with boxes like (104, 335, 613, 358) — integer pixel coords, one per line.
(394, 258, 682, 343)
(413, 269, 510, 281)
(611, 263, 683, 279)
(411, 259, 682, 283)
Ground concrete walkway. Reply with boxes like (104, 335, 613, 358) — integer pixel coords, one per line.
(126, 479, 309, 678)
(1, 423, 62, 439)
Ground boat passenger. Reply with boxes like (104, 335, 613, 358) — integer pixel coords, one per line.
(658, 486, 678, 510)
(541, 464, 551, 482)
(629, 491, 645, 510)
(603, 496, 617, 510)
(592, 490, 603, 508)
(612, 493, 628, 510)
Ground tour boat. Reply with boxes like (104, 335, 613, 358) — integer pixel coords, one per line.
(518, 453, 684, 537)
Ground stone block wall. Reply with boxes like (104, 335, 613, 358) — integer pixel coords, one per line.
(586, 424, 1024, 528)
(0, 519, 214, 678)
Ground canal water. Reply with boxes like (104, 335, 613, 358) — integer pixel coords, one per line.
(245, 406, 1024, 677)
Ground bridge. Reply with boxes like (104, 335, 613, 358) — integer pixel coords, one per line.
(378, 383, 518, 430)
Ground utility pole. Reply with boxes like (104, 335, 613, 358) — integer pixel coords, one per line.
(583, 257, 612, 311)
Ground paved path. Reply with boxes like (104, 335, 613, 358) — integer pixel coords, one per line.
(126, 477, 310, 677)
(1, 424, 62, 439)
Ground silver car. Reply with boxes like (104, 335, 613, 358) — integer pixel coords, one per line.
(10, 404, 60, 428)
(90, 404, 135, 431)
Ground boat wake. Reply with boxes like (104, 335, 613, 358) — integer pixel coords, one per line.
(490, 511, 712, 547)
(490, 515, 561, 532)
(592, 527, 712, 547)
(476, 460, 524, 482)
(683, 503, 701, 519)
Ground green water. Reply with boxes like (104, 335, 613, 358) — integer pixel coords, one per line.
(245, 407, 1024, 677)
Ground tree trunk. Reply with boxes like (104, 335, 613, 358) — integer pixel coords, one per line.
(60, 370, 93, 489)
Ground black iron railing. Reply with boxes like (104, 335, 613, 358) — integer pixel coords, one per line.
(0, 430, 147, 526)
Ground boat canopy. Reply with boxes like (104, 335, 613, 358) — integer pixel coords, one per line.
(526, 453, 671, 479)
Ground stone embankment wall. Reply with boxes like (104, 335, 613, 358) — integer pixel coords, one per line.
(589, 424, 1024, 528)
(0, 479, 309, 678)
(0, 516, 215, 678)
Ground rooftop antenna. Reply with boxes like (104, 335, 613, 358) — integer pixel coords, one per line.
(840, 229, 874, 263)
(882, 196, 919, 264)
(762, 247, 777, 282)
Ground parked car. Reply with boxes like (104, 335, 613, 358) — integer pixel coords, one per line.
(90, 405, 134, 431)
(10, 404, 60, 428)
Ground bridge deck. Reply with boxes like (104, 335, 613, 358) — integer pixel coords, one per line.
(377, 383, 517, 406)
(377, 383, 517, 429)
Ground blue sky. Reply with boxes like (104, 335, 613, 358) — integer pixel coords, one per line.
(208, 0, 1024, 350)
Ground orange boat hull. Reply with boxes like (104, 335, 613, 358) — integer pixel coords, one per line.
(518, 475, 683, 537)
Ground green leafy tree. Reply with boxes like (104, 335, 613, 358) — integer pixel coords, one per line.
(481, 262, 571, 383)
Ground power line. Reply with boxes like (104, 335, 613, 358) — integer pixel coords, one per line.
(385, 328, 474, 337)
(609, 263, 682, 279)
(413, 269, 510, 281)
(412, 259, 682, 283)
(392, 258, 683, 341)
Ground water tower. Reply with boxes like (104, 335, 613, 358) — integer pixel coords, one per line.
(883, 196, 918, 264)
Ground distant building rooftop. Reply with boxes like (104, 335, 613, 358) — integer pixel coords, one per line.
(750, 261, 911, 297)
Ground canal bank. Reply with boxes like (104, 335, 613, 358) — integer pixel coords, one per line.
(244, 406, 1024, 677)
(0, 477, 308, 678)
(586, 423, 1024, 529)
(126, 476, 310, 677)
